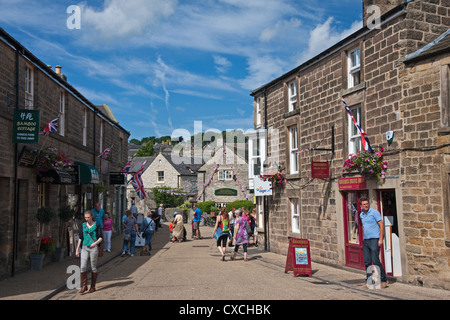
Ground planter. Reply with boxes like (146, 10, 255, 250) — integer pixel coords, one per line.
(52, 247, 67, 262)
(29, 253, 45, 271)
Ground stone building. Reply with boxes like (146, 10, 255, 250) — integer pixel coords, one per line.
(250, 0, 450, 289)
(0, 27, 130, 275)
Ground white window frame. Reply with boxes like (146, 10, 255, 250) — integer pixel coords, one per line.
(82, 109, 87, 146)
(288, 80, 297, 112)
(290, 198, 300, 234)
(157, 171, 164, 183)
(218, 170, 233, 181)
(348, 47, 361, 89)
(59, 90, 65, 136)
(289, 126, 299, 174)
(256, 97, 261, 128)
(248, 129, 266, 179)
(25, 65, 34, 109)
(348, 105, 362, 155)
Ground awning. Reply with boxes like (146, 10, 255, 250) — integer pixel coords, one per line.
(74, 161, 100, 184)
(37, 168, 73, 185)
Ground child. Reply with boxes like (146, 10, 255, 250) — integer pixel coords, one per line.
(169, 222, 174, 240)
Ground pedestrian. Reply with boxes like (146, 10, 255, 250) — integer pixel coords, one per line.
(249, 208, 258, 247)
(130, 201, 138, 217)
(91, 202, 105, 230)
(169, 221, 174, 240)
(213, 207, 231, 261)
(157, 203, 164, 227)
(192, 203, 202, 240)
(102, 212, 114, 252)
(359, 196, 388, 289)
(140, 211, 155, 256)
(231, 209, 249, 262)
(228, 207, 236, 244)
(76, 210, 103, 293)
(122, 209, 139, 257)
(172, 211, 184, 243)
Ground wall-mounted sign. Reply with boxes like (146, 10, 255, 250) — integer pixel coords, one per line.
(214, 188, 237, 196)
(285, 238, 312, 277)
(13, 109, 40, 144)
(311, 161, 329, 179)
(254, 177, 272, 196)
(110, 173, 126, 185)
(338, 177, 367, 190)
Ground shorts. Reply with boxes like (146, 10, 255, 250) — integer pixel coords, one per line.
(193, 221, 200, 230)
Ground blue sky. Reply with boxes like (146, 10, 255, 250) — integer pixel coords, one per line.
(0, 0, 363, 141)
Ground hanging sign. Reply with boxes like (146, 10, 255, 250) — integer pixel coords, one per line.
(13, 109, 40, 144)
(285, 238, 312, 277)
(311, 161, 329, 179)
(254, 177, 272, 196)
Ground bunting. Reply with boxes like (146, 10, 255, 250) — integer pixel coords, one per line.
(340, 97, 373, 153)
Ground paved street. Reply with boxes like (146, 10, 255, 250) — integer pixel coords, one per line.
(46, 223, 449, 302)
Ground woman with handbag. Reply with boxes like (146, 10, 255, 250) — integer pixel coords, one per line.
(122, 210, 139, 257)
(231, 209, 250, 262)
(213, 207, 231, 261)
(140, 211, 155, 256)
(76, 210, 103, 293)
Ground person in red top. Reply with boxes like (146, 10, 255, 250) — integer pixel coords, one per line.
(102, 212, 114, 252)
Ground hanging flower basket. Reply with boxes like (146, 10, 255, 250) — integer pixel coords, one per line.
(259, 170, 286, 188)
(35, 147, 73, 174)
(342, 148, 388, 180)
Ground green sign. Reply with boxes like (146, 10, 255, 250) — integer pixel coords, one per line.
(215, 188, 238, 196)
(13, 109, 40, 144)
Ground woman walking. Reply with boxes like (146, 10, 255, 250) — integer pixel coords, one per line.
(140, 211, 155, 256)
(231, 209, 250, 261)
(213, 207, 231, 261)
(122, 210, 139, 256)
(172, 211, 184, 243)
(102, 212, 113, 252)
(76, 210, 103, 293)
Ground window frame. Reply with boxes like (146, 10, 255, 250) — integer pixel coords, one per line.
(82, 109, 87, 146)
(348, 47, 361, 89)
(59, 90, 65, 136)
(218, 170, 233, 181)
(157, 171, 165, 183)
(24, 64, 34, 109)
(256, 97, 262, 128)
(288, 80, 298, 112)
(348, 105, 362, 155)
(290, 198, 300, 234)
(289, 125, 299, 174)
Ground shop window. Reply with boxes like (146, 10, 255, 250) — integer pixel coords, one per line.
(347, 47, 361, 89)
(290, 198, 300, 234)
(348, 105, 362, 155)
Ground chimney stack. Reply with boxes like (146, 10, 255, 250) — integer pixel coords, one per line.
(54, 65, 67, 81)
(362, 0, 404, 27)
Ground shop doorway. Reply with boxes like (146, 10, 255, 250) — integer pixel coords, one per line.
(343, 191, 368, 270)
(378, 190, 402, 276)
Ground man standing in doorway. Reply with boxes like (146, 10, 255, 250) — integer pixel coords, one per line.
(193, 203, 202, 240)
(359, 196, 388, 288)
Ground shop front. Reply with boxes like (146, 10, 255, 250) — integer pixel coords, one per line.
(338, 176, 402, 276)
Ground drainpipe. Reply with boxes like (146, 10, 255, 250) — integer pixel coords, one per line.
(12, 48, 21, 276)
(263, 87, 270, 252)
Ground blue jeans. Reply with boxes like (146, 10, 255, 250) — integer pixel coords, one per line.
(363, 238, 387, 282)
(145, 230, 154, 250)
(123, 232, 137, 254)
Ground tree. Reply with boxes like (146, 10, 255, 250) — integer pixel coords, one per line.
(135, 142, 155, 157)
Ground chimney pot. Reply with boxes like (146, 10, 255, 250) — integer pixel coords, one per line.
(55, 65, 62, 74)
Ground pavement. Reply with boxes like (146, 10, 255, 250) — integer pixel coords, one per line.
(0, 223, 449, 301)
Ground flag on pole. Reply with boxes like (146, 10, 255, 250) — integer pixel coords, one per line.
(40, 118, 58, 135)
(98, 146, 112, 159)
(121, 157, 134, 175)
(340, 97, 373, 153)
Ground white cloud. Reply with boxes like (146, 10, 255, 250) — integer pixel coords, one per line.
(213, 55, 232, 74)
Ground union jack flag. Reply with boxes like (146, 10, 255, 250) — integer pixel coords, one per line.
(121, 157, 134, 175)
(340, 97, 373, 153)
(131, 173, 146, 200)
(98, 146, 112, 159)
(40, 118, 58, 135)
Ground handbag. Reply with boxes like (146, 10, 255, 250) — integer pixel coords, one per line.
(213, 227, 223, 240)
(244, 219, 252, 236)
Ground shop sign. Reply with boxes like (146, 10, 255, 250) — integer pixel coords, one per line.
(254, 177, 272, 196)
(311, 161, 329, 179)
(285, 238, 312, 277)
(110, 172, 126, 185)
(214, 188, 237, 196)
(338, 177, 367, 190)
(13, 109, 40, 144)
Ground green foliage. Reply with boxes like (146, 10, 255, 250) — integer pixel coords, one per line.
(135, 142, 155, 157)
(36, 207, 56, 224)
(195, 201, 215, 213)
(225, 200, 254, 212)
(58, 205, 75, 222)
(152, 187, 185, 208)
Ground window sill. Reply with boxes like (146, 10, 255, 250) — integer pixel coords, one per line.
(340, 81, 366, 97)
(283, 108, 300, 119)
(286, 173, 300, 180)
(438, 127, 450, 136)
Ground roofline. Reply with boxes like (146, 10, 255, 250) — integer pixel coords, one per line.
(250, 2, 408, 97)
(404, 28, 450, 63)
(0, 26, 130, 136)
